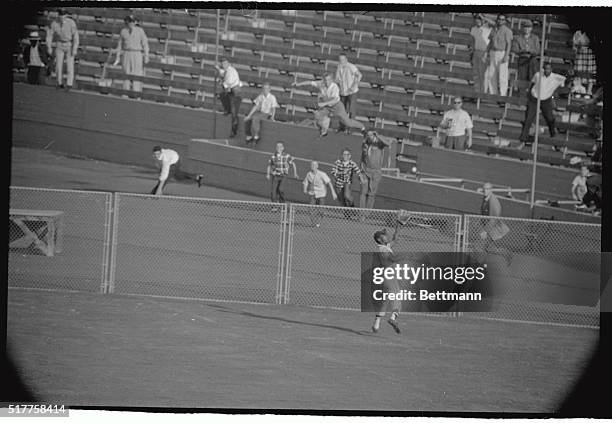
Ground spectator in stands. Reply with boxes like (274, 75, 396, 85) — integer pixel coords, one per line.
(293, 73, 365, 137)
(244, 82, 278, 146)
(46, 8, 79, 90)
(439, 97, 473, 150)
(577, 182, 602, 214)
(518, 62, 566, 148)
(469, 14, 492, 94)
(303, 161, 337, 227)
(22, 31, 50, 85)
(113, 15, 150, 93)
(572, 30, 596, 95)
(215, 57, 243, 138)
(484, 14, 513, 96)
(266, 142, 298, 205)
(479, 182, 512, 266)
(571, 165, 590, 202)
(151, 146, 179, 196)
(331, 148, 361, 210)
(511, 20, 540, 83)
(334, 53, 363, 133)
(359, 130, 393, 211)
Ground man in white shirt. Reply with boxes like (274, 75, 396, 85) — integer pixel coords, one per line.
(571, 165, 590, 202)
(293, 73, 365, 137)
(303, 161, 337, 227)
(439, 97, 473, 150)
(151, 146, 180, 195)
(46, 8, 79, 90)
(335, 53, 363, 133)
(518, 62, 566, 145)
(469, 14, 492, 94)
(244, 82, 279, 145)
(215, 57, 243, 138)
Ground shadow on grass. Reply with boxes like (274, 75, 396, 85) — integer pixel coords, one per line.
(206, 303, 372, 337)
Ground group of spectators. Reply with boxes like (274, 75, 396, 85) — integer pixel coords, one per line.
(21, 9, 150, 92)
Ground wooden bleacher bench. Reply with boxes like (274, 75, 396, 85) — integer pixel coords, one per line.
(9, 209, 64, 257)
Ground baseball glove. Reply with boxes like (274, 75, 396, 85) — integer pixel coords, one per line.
(397, 209, 411, 226)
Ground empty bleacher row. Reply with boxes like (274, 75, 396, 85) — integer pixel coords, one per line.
(16, 7, 601, 169)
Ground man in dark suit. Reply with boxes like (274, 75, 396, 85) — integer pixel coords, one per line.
(22, 31, 50, 85)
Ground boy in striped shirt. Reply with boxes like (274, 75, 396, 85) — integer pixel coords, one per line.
(331, 148, 361, 208)
(266, 142, 298, 204)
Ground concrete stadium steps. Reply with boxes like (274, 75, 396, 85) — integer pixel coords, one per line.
(17, 8, 597, 166)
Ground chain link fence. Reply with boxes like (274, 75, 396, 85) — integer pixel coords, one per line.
(284, 204, 462, 310)
(462, 215, 601, 327)
(8, 187, 112, 293)
(109, 193, 286, 304)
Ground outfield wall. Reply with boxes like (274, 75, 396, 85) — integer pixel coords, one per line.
(11, 83, 599, 222)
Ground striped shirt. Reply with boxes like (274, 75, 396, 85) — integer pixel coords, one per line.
(331, 159, 361, 188)
(269, 152, 294, 176)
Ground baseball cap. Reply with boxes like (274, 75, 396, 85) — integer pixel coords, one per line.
(29, 31, 40, 40)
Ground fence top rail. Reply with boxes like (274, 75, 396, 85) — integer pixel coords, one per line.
(10, 185, 113, 197)
(115, 191, 283, 208)
(291, 202, 463, 219)
(464, 214, 602, 228)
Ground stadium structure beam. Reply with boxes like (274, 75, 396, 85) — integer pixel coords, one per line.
(529, 13, 548, 217)
(212, 9, 221, 139)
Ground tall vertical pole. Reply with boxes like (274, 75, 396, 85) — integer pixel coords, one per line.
(212, 9, 221, 139)
(529, 13, 548, 217)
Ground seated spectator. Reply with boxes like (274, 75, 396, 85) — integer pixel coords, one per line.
(572, 30, 596, 95)
(244, 82, 279, 146)
(571, 165, 590, 202)
(518, 62, 566, 148)
(577, 183, 602, 214)
(511, 20, 540, 83)
(438, 97, 473, 151)
(22, 31, 50, 85)
(293, 73, 365, 137)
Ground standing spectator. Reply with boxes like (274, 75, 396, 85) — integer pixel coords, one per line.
(334, 53, 363, 133)
(572, 30, 596, 95)
(293, 73, 365, 137)
(244, 82, 278, 146)
(484, 14, 513, 96)
(215, 57, 243, 138)
(359, 130, 393, 210)
(151, 146, 179, 196)
(22, 31, 50, 85)
(511, 20, 540, 83)
(331, 148, 361, 209)
(571, 165, 590, 202)
(266, 142, 298, 205)
(46, 8, 79, 90)
(113, 15, 150, 93)
(518, 62, 566, 147)
(302, 161, 337, 227)
(479, 182, 512, 266)
(439, 97, 473, 150)
(469, 14, 492, 94)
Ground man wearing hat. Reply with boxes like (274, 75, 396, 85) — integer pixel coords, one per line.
(511, 20, 541, 83)
(46, 8, 79, 89)
(479, 182, 512, 266)
(22, 31, 50, 85)
(114, 15, 150, 92)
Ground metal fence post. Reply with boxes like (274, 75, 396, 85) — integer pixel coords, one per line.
(101, 192, 114, 294)
(107, 192, 120, 294)
(275, 203, 287, 305)
(284, 204, 295, 305)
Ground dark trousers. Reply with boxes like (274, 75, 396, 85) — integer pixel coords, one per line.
(337, 184, 355, 207)
(220, 90, 242, 136)
(517, 55, 539, 82)
(270, 175, 285, 203)
(27, 66, 45, 85)
(150, 179, 167, 195)
(338, 93, 357, 130)
(519, 93, 556, 142)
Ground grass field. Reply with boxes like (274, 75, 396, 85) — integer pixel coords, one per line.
(7, 147, 600, 412)
(7, 289, 597, 411)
